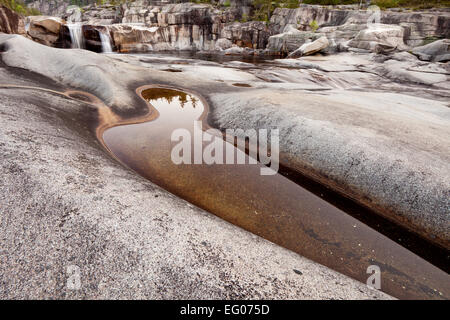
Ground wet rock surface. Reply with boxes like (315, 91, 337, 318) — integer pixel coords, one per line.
(1, 34, 449, 251)
(2, 0, 449, 300)
(0, 35, 393, 300)
(15, 2, 450, 58)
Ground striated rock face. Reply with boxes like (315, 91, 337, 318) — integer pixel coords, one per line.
(348, 24, 407, 53)
(22, 2, 450, 56)
(267, 25, 324, 54)
(0, 5, 26, 35)
(381, 11, 450, 47)
(27, 0, 97, 16)
(117, 2, 267, 52)
(27, 0, 71, 16)
(74, 2, 121, 25)
(270, 5, 354, 34)
(269, 4, 450, 53)
(220, 21, 269, 49)
(53, 2, 269, 53)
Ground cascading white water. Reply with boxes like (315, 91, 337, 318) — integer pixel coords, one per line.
(99, 31, 113, 53)
(68, 23, 84, 49)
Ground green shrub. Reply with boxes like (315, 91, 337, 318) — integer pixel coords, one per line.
(397, 0, 450, 9)
(309, 19, 319, 32)
(0, 0, 41, 15)
(373, 0, 399, 9)
(302, 0, 360, 5)
(283, 0, 300, 8)
(421, 36, 441, 45)
(301, 0, 450, 7)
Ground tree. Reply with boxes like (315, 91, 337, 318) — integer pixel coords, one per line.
(252, 0, 281, 22)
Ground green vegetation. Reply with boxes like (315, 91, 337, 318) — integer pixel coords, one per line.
(309, 19, 319, 32)
(303, 0, 359, 4)
(282, 0, 300, 8)
(375, 0, 450, 9)
(0, 0, 40, 15)
(252, 0, 283, 22)
(240, 13, 249, 22)
(191, 0, 214, 4)
(68, 0, 131, 6)
(95, 0, 132, 5)
(421, 36, 442, 45)
(248, 0, 449, 23)
(302, 0, 450, 9)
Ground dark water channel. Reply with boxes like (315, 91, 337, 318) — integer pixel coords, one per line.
(99, 86, 450, 300)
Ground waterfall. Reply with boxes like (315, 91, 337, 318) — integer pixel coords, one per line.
(68, 24, 84, 49)
(99, 31, 113, 53)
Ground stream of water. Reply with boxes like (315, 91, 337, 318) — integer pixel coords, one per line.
(68, 23, 84, 49)
(99, 31, 113, 53)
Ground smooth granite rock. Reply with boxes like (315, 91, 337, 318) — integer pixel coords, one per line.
(412, 39, 450, 62)
(0, 35, 391, 300)
(1, 34, 448, 249)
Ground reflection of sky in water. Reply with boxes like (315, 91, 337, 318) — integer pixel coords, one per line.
(143, 90, 203, 131)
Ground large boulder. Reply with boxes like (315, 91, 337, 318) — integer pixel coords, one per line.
(348, 24, 407, 53)
(412, 39, 450, 63)
(0, 5, 26, 35)
(317, 22, 366, 45)
(109, 24, 168, 52)
(267, 24, 324, 54)
(157, 3, 217, 26)
(215, 37, 232, 50)
(288, 36, 329, 58)
(26, 16, 65, 47)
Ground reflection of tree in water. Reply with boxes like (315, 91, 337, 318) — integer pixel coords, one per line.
(190, 96, 198, 109)
(142, 88, 194, 109)
(179, 94, 188, 108)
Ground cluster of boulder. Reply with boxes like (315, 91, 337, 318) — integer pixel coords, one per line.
(1, 1, 449, 61)
(267, 4, 450, 59)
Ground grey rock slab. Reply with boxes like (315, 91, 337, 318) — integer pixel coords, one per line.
(1, 34, 448, 248)
(0, 81, 391, 300)
(412, 39, 450, 63)
(208, 89, 450, 247)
